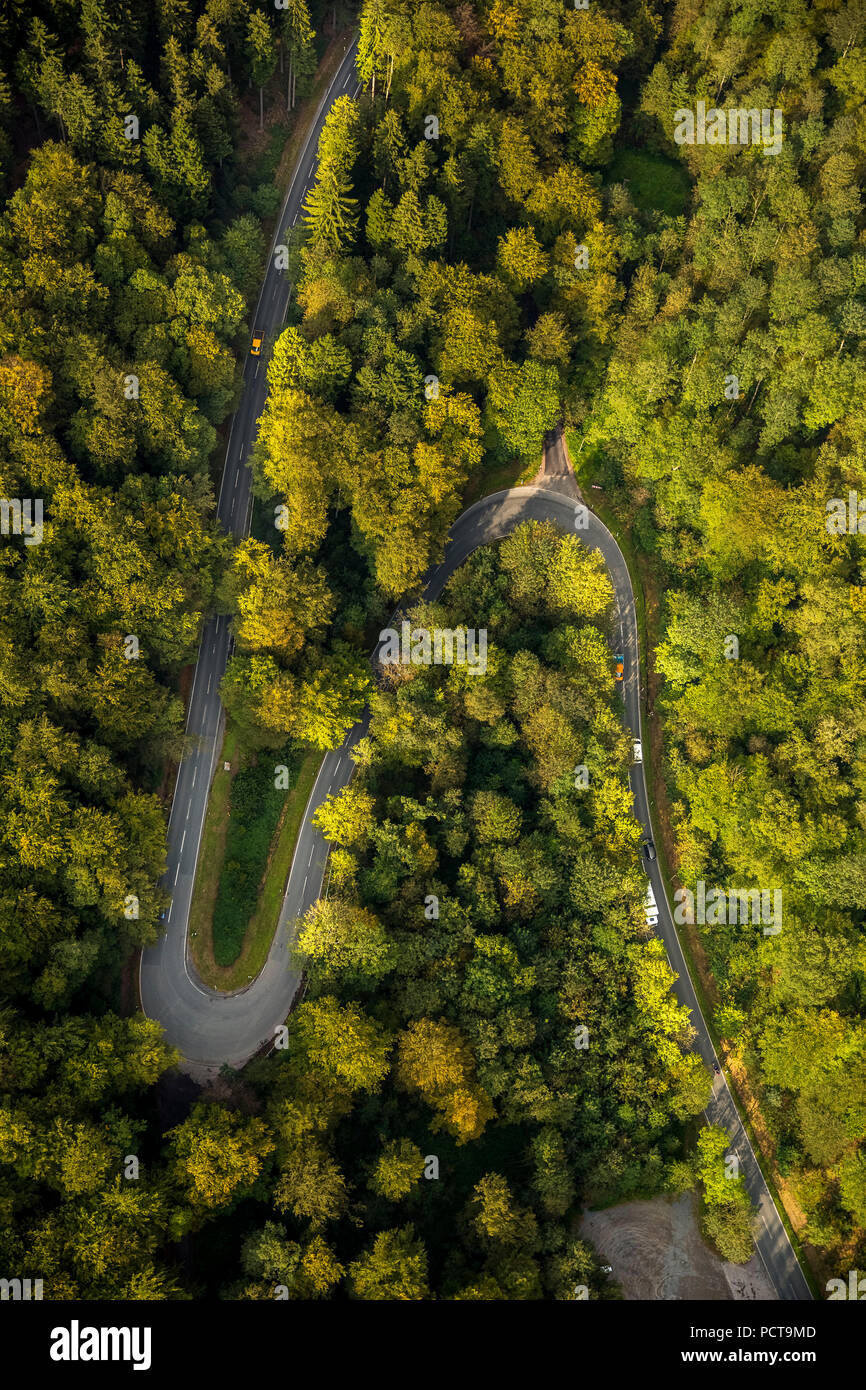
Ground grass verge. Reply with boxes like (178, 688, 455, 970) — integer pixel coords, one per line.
(273, 30, 354, 200)
(463, 453, 539, 508)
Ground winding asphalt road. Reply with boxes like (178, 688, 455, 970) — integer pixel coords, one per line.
(140, 48, 811, 1300)
(139, 34, 360, 1067)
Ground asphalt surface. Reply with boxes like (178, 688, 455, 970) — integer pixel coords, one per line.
(140, 61, 811, 1299)
(139, 35, 361, 1070)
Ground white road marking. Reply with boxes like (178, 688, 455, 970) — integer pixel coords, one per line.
(192, 768, 197, 788)
(207, 674, 212, 694)
(174, 864, 179, 884)
(181, 831, 186, 852)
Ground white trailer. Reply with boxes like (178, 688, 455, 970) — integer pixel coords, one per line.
(644, 881, 658, 927)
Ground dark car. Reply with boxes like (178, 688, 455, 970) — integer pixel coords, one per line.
(642, 839, 656, 862)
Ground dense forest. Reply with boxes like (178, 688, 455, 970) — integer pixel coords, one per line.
(231, 0, 866, 1277)
(225, 0, 649, 744)
(0, 0, 863, 1298)
(0, 0, 332, 1299)
(582, 0, 866, 1262)
(226, 521, 715, 1298)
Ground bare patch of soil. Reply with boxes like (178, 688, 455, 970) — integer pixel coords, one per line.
(580, 1192, 778, 1301)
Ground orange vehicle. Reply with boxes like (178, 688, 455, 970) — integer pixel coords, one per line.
(614, 651, 624, 681)
(250, 334, 263, 356)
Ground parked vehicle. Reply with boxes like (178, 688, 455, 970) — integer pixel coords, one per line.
(614, 651, 624, 681)
(633, 738, 642, 762)
(642, 838, 656, 862)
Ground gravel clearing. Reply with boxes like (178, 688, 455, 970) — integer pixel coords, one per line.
(580, 1192, 778, 1300)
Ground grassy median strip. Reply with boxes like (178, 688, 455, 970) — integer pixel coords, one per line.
(211, 748, 300, 966)
(241, 747, 321, 967)
(187, 726, 237, 982)
(188, 736, 322, 993)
